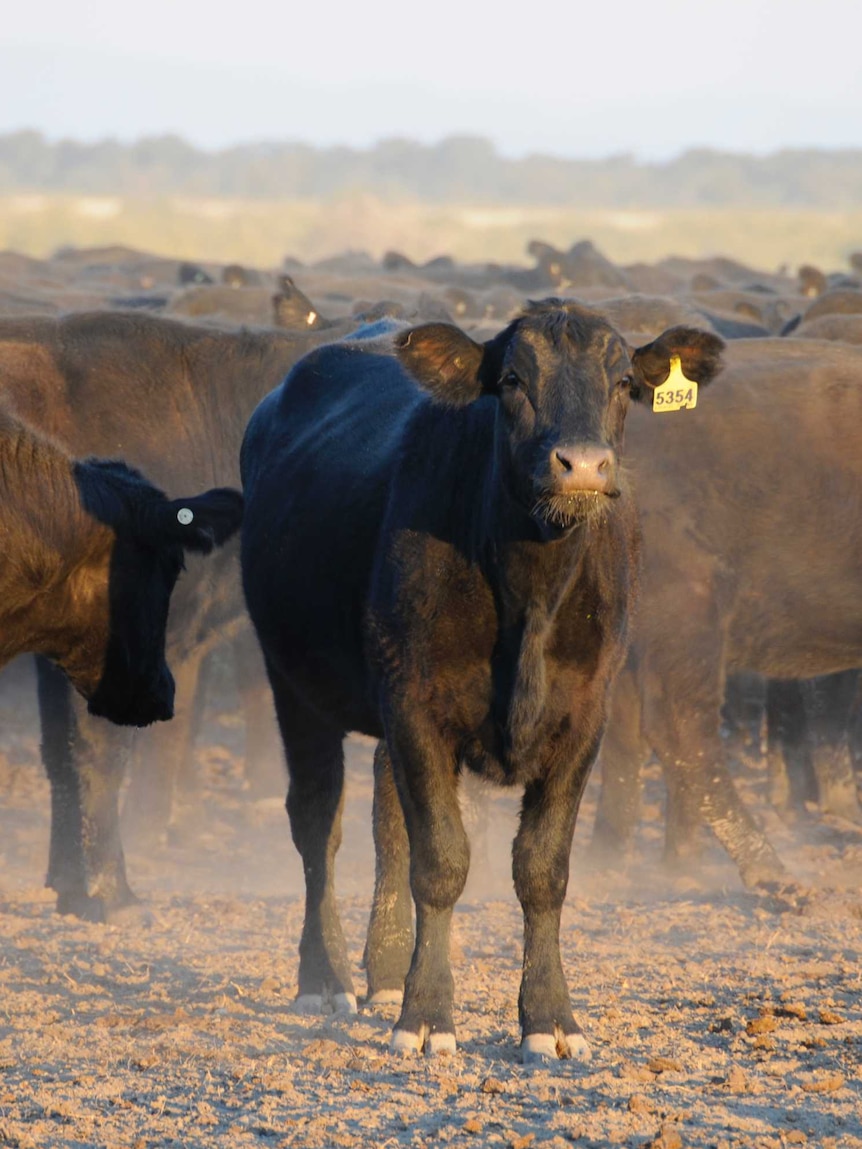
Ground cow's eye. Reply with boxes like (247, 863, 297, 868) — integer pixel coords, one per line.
(501, 371, 525, 390)
(617, 374, 634, 391)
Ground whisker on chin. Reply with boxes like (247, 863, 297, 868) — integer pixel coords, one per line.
(533, 490, 610, 529)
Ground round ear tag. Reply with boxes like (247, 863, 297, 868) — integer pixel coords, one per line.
(177, 508, 194, 525)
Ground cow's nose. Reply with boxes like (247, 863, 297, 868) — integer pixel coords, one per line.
(550, 445, 618, 495)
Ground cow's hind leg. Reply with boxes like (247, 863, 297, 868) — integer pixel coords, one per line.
(766, 678, 814, 817)
(387, 718, 468, 1056)
(514, 738, 595, 1066)
(364, 741, 414, 1004)
(232, 627, 283, 800)
(643, 644, 786, 889)
(272, 682, 356, 1014)
(803, 672, 861, 821)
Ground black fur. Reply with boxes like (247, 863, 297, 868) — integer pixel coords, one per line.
(241, 300, 723, 1056)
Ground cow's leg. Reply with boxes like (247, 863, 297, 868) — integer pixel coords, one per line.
(514, 740, 594, 1065)
(642, 645, 786, 889)
(270, 677, 355, 1014)
(591, 665, 647, 865)
(232, 628, 282, 800)
(387, 720, 468, 1056)
(803, 671, 861, 821)
(38, 658, 136, 921)
(39, 659, 85, 902)
(766, 678, 814, 815)
(122, 651, 204, 843)
(364, 741, 414, 1004)
(722, 673, 765, 771)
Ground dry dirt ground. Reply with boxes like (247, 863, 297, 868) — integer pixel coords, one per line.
(1, 671, 861, 1149)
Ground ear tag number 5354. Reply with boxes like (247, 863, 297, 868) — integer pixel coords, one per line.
(652, 355, 698, 412)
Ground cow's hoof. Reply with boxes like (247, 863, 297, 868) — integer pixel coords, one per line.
(426, 1031, 456, 1057)
(521, 1031, 591, 1064)
(562, 1032, 592, 1061)
(367, 989, 404, 1007)
(390, 1026, 456, 1057)
(55, 889, 140, 924)
(391, 1028, 422, 1055)
(332, 992, 358, 1015)
(294, 994, 324, 1014)
(294, 992, 358, 1016)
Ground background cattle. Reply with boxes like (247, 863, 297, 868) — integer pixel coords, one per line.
(592, 337, 862, 885)
(1, 237, 861, 1146)
(0, 309, 352, 919)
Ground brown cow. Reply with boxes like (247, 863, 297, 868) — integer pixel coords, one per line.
(0, 404, 242, 725)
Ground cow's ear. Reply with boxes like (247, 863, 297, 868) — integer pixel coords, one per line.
(165, 488, 244, 553)
(631, 327, 725, 400)
(395, 323, 486, 406)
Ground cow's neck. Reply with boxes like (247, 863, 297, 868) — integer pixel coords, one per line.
(0, 416, 112, 689)
(479, 432, 604, 759)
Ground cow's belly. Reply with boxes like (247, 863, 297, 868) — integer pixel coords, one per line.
(727, 596, 862, 678)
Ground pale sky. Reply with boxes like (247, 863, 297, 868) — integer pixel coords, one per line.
(1, 0, 860, 158)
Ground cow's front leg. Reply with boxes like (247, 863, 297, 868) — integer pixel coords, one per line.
(387, 719, 468, 1056)
(513, 746, 595, 1065)
(39, 658, 136, 921)
(365, 741, 414, 1004)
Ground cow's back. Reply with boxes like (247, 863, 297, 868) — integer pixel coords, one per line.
(627, 337, 862, 675)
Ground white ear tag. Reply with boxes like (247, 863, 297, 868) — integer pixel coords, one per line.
(177, 508, 194, 525)
(652, 355, 698, 412)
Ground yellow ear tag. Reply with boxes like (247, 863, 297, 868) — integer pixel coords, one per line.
(652, 355, 698, 412)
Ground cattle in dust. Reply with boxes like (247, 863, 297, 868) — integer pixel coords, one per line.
(0, 309, 356, 920)
(593, 337, 862, 886)
(240, 301, 723, 1061)
(0, 404, 241, 726)
(2, 238, 862, 919)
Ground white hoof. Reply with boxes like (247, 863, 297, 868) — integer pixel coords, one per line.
(425, 1031, 456, 1057)
(521, 1030, 592, 1064)
(332, 992, 358, 1015)
(391, 1027, 423, 1055)
(390, 1025, 457, 1056)
(294, 994, 324, 1015)
(562, 1032, 592, 1061)
(367, 989, 404, 1007)
(521, 1033, 558, 1064)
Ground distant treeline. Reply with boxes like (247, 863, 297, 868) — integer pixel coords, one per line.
(2, 131, 862, 208)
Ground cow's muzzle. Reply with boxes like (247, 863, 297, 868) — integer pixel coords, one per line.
(531, 444, 620, 534)
(549, 444, 619, 497)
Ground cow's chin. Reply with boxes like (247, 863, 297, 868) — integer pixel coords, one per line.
(532, 490, 616, 537)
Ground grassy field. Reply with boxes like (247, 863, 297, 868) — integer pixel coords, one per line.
(2, 193, 862, 273)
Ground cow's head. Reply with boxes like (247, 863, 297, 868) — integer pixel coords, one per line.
(66, 460, 243, 726)
(396, 300, 724, 537)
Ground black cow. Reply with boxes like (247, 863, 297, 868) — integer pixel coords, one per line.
(241, 301, 723, 1061)
(0, 405, 242, 724)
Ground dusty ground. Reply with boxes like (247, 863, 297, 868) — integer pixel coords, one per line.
(1, 682, 861, 1149)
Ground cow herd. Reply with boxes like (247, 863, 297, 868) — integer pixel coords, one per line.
(1, 237, 861, 1064)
